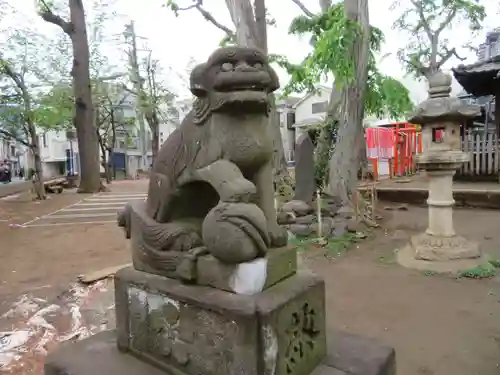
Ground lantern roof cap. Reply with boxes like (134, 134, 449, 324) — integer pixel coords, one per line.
(408, 71, 481, 126)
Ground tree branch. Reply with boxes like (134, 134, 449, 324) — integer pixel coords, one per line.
(0, 129, 32, 148)
(437, 47, 465, 69)
(402, 57, 430, 77)
(38, 0, 73, 34)
(290, 0, 315, 17)
(196, 4, 235, 38)
(410, 0, 433, 41)
(436, 9, 457, 36)
(174, 0, 235, 39)
(0, 58, 24, 95)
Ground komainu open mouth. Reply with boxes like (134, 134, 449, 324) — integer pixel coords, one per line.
(219, 84, 267, 93)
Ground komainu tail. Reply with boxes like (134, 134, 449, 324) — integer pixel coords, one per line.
(120, 201, 203, 276)
(117, 204, 132, 238)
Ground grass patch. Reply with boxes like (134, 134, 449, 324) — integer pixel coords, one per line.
(488, 259, 500, 268)
(324, 232, 363, 257)
(421, 270, 437, 277)
(458, 263, 496, 279)
(288, 232, 364, 258)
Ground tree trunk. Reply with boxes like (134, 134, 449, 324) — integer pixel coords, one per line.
(98, 135, 110, 184)
(225, 0, 289, 180)
(69, 0, 101, 193)
(125, 21, 149, 170)
(326, 0, 370, 206)
(30, 134, 46, 200)
(145, 112, 160, 162)
(110, 112, 117, 180)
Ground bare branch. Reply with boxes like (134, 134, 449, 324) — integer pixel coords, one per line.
(290, 0, 315, 17)
(436, 9, 457, 36)
(195, 4, 235, 38)
(437, 47, 465, 69)
(122, 84, 138, 96)
(38, 0, 73, 34)
(174, 0, 235, 39)
(410, 0, 433, 41)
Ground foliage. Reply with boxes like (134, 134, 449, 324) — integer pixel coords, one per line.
(458, 259, 500, 279)
(274, 3, 414, 118)
(313, 119, 337, 189)
(392, 0, 486, 77)
(0, 29, 73, 146)
(458, 263, 496, 279)
(138, 54, 177, 126)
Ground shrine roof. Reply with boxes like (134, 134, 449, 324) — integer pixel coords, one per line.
(452, 56, 500, 97)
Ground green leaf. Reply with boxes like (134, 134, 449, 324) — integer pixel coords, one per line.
(276, 4, 413, 118)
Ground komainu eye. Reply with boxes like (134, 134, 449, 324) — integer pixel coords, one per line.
(221, 62, 233, 71)
(253, 62, 263, 69)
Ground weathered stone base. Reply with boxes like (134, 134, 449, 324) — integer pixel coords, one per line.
(196, 246, 297, 294)
(411, 233, 481, 261)
(44, 330, 395, 375)
(397, 238, 486, 274)
(115, 267, 326, 375)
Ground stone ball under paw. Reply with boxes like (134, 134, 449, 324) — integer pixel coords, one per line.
(202, 202, 271, 264)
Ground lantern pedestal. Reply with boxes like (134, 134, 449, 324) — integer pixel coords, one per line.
(396, 72, 485, 274)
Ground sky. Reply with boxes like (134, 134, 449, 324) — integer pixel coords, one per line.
(7, 0, 500, 105)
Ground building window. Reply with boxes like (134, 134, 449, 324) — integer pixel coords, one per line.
(311, 101, 328, 114)
(116, 139, 126, 149)
(10, 145, 15, 157)
(42, 133, 48, 148)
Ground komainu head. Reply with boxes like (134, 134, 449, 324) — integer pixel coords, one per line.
(189, 47, 280, 114)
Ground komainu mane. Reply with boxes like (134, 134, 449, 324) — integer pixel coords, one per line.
(118, 46, 287, 281)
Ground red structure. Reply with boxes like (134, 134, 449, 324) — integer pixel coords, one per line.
(365, 122, 422, 180)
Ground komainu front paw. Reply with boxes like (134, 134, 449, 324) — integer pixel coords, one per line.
(269, 224, 288, 248)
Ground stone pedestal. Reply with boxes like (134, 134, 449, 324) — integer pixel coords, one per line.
(44, 267, 396, 375)
(115, 268, 326, 375)
(425, 169, 456, 237)
(44, 264, 396, 375)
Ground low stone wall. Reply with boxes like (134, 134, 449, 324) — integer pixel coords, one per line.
(374, 188, 500, 209)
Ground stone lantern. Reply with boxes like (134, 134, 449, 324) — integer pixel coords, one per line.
(397, 72, 484, 272)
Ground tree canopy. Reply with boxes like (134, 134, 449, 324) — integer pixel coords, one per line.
(393, 0, 486, 78)
(274, 3, 414, 119)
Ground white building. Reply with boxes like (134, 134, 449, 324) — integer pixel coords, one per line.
(0, 137, 18, 165)
(477, 28, 500, 62)
(34, 93, 190, 180)
(276, 86, 331, 162)
(291, 86, 332, 144)
(276, 97, 300, 162)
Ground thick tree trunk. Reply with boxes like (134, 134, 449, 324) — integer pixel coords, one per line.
(225, 0, 289, 179)
(326, 0, 370, 205)
(69, 0, 101, 193)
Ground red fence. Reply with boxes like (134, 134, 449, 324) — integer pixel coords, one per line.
(366, 122, 422, 180)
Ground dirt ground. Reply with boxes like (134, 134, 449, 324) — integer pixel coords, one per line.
(303, 206, 500, 375)
(1, 180, 500, 375)
(0, 180, 147, 314)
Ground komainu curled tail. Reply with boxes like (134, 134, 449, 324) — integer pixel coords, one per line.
(117, 202, 203, 276)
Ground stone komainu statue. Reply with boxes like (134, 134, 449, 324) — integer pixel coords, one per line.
(117, 46, 288, 281)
